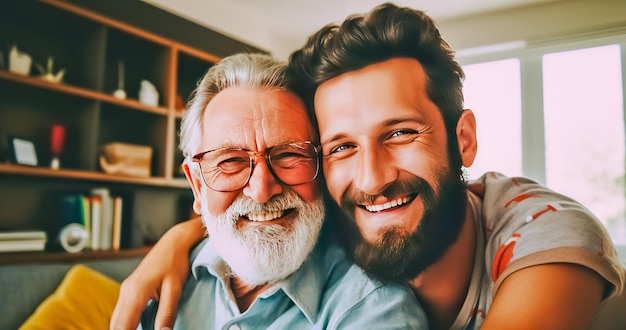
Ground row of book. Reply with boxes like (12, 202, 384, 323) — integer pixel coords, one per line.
(59, 188, 133, 251)
(0, 230, 47, 253)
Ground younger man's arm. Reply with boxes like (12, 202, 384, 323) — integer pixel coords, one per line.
(482, 263, 604, 329)
(110, 217, 205, 330)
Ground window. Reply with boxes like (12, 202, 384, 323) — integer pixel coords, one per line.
(461, 38, 626, 251)
(463, 59, 523, 179)
(543, 45, 625, 244)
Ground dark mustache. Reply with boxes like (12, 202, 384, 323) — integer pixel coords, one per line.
(341, 177, 432, 207)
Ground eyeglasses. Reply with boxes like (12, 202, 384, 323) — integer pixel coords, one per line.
(192, 141, 321, 192)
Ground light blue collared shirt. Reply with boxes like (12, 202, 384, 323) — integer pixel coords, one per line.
(140, 231, 427, 329)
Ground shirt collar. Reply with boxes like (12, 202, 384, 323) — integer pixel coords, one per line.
(191, 238, 228, 280)
(275, 245, 324, 323)
(190, 237, 325, 323)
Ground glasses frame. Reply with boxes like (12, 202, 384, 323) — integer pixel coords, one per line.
(192, 141, 321, 192)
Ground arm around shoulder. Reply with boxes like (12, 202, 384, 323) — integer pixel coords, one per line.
(110, 217, 205, 330)
(483, 263, 604, 329)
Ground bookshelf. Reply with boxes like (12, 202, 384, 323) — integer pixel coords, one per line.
(0, 246, 152, 266)
(0, 0, 267, 262)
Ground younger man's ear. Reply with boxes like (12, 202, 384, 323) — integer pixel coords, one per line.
(456, 109, 478, 168)
(183, 163, 203, 215)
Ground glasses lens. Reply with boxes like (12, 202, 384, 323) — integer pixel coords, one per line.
(199, 149, 251, 191)
(269, 143, 319, 185)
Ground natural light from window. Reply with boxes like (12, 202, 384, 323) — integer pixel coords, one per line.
(543, 44, 625, 244)
(463, 59, 523, 180)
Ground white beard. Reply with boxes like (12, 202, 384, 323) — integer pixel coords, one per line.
(201, 188, 324, 285)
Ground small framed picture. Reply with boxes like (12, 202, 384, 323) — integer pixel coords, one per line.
(8, 136, 38, 166)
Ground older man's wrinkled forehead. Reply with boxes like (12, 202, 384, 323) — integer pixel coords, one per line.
(201, 86, 315, 151)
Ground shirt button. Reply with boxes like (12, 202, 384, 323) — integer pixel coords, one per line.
(228, 324, 241, 330)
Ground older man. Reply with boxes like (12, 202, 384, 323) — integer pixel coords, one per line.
(135, 53, 424, 329)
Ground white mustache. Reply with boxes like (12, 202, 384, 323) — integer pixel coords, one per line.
(226, 195, 299, 220)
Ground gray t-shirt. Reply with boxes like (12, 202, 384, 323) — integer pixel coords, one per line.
(452, 172, 625, 329)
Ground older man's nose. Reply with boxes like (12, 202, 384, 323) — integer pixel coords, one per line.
(242, 160, 284, 204)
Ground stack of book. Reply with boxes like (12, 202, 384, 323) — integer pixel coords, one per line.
(0, 230, 47, 253)
(59, 188, 133, 251)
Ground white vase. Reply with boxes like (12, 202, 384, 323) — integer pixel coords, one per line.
(9, 45, 32, 75)
(139, 80, 159, 107)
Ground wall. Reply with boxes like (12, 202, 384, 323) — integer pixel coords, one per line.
(144, 0, 626, 60)
(438, 0, 626, 55)
(142, 0, 288, 57)
(70, 0, 268, 57)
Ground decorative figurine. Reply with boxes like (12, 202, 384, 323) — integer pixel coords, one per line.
(113, 60, 127, 99)
(139, 80, 159, 107)
(36, 56, 65, 83)
(50, 124, 66, 169)
(99, 142, 152, 177)
(9, 45, 32, 76)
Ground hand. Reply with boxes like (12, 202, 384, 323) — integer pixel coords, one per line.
(110, 217, 206, 330)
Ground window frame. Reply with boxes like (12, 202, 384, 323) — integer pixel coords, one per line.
(457, 31, 626, 260)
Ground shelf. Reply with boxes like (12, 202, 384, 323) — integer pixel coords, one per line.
(0, 246, 151, 265)
(0, 0, 242, 265)
(0, 163, 189, 189)
(0, 70, 170, 115)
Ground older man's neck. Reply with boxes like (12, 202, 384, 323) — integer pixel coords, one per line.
(230, 276, 272, 312)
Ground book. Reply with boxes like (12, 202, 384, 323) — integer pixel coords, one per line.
(0, 239, 47, 253)
(0, 230, 47, 253)
(111, 196, 123, 251)
(0, 230, 46, 241)
(60, 194, 85, 226)
(91, 188, 113, 250)
(90, 195, 102, 250)
(81, 195, 92, 249)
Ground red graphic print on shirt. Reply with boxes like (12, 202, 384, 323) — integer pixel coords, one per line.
(525, 204, 558, 223)
(471, 308, 486, 319)
(504, 193, 540, 208)
(492, 233, 521, 282)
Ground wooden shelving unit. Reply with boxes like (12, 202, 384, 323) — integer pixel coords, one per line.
(0, 246, 152, 266)
(0, 163, 189, 189)
(0, 0, 264, 263)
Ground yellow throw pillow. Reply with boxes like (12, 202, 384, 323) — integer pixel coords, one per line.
(20, 264, 120, 330)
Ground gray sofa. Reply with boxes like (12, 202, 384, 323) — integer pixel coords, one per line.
(1, 257, 624, 329)
(0, 257, 141, 330)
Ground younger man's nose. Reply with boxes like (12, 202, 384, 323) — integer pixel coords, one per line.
(354, 148, 398, 195)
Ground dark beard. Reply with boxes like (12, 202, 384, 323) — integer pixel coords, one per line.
(334, 166, 467, 284)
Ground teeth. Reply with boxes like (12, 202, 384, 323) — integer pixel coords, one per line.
(364, 196, 409, 213)
(247, 210, 284, 221)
